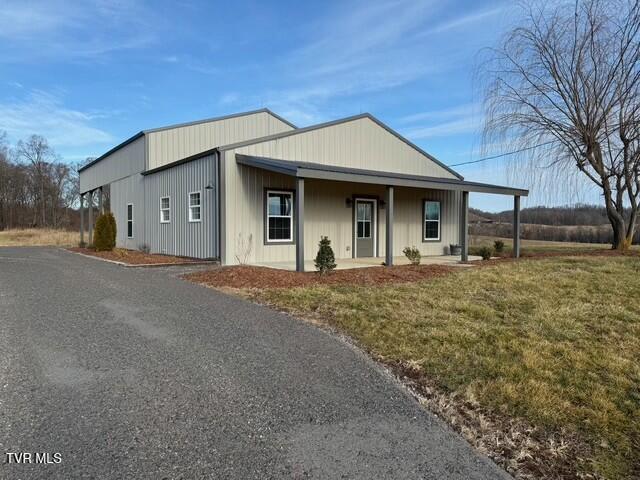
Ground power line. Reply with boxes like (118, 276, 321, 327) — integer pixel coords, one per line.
(448, 140, 558, 167)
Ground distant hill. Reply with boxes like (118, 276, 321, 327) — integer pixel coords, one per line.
(470, 204, 611, 226)
(469, 204, 639, 245)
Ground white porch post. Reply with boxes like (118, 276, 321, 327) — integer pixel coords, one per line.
(460, 191, 469, 261)
(295, 177, 305, 272)
(513, 195, 521, 258)
(385, 185, 394, 266)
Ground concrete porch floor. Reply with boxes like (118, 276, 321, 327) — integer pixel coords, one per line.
(255, 255, 481, 271)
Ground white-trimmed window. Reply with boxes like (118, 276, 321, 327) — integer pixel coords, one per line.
(423, 200, 440, 241)
(188, 191, 201, 222)
(160, 196, 170, 223)
(127, 203, 134, 238)
(266, 190, 293, 243)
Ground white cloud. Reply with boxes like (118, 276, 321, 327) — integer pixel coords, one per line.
(398, 102, 483, 139)
(244, 0, 455, 124)
(421, 6, 505, 36)
(403, 117, 479, 139)
(0, 90, 114, 149)
(0, 0, 159, 62)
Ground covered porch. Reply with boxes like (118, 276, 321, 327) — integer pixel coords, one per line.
(236, 154, 529, 272)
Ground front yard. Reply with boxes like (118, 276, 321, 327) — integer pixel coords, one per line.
(190, 254, 640, 479)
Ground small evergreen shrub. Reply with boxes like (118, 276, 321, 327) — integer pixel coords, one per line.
(478, 246, 493, 260)
(94, 213, 115, 251)
(314, 236, 336, 274)
(402, 246, 421, 265)
(107, 212, 117, 247)
(494, 240, 505, 253)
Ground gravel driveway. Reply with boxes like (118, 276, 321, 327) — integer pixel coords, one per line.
(0, 247, 509, 479)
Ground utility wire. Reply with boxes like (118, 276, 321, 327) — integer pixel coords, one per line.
(448, 140, 558, 167)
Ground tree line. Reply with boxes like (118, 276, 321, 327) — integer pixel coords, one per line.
(470, 204, 640, 244)
(0, 132, 83, 230)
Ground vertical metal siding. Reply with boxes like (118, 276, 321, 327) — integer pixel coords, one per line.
(110, 174, 145, 250)
(234, 116, 458, 179)
(143, 154, 219, 259)
(146, 112, 293, 170)
(80, 136, 146, 193)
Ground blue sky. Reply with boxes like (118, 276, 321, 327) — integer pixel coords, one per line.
(0, 0, 597, 211)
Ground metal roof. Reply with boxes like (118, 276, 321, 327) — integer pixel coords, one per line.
(236, 154, 528, 196)
(219, 113, 463, 180)
(78, 108, 295, 173)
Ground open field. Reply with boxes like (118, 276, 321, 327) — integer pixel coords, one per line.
(250, 255, 640, 479)
(468, 234, 634, 257)
(0, 228, 79, 247)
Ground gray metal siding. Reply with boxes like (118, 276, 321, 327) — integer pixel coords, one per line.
(146, 111, 293, 170)
(110, 174, 145, 250)
(80, 136, 145, 193)
(143, 154, 218, 259)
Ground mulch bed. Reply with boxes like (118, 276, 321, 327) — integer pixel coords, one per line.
(185, 264, 455, 289)
(68, 247, 201, 265)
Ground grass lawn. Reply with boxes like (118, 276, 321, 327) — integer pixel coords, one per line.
(469, 234, 619, 257)
(255, 256, 640, 479)
(0, 228, 79, 247)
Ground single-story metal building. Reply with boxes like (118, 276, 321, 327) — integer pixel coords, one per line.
(78, 108, 528, 270)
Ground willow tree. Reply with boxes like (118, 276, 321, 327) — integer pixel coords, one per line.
(483, 0, 640, 249)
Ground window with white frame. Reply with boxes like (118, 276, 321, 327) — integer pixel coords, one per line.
(423, 200, 440, 241)
(160, 196, 170, 223)
(127, 203, 134, 238)
(188, 192, 201, 222)
(266, 190, 293, 243)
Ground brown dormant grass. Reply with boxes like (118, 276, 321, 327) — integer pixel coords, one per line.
(0, 228, 79, 247)
(255, 256, 640, 479)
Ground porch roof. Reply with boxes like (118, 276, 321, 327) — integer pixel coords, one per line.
(236, 154, 529, 197)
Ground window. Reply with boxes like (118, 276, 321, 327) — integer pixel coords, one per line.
(266, 190, 293, 243)
(423, 200, 440, 241)
(160, 196, 170, 223)
(356, 201, 373, 238)
(127, 203, 134, 238)
(188, 191, 201, 222)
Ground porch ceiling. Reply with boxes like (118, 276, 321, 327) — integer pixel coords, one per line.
(236, 154, 529, 197)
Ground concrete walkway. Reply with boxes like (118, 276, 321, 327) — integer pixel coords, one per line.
(0, 247, 508, 480)
(257, 254, 482, 271)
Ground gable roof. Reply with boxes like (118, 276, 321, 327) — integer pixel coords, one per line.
(78, 108, 296, 173)
(218, 113, 463, 180)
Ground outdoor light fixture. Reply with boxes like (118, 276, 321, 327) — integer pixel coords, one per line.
(205, 184, 214, 190)
(345, 198, 352, 207)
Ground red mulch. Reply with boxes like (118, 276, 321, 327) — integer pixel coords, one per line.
(185, 264, 455, 289)
(68, 247, 200, 265)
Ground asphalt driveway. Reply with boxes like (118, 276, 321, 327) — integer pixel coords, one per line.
(0, 247, 509, 479)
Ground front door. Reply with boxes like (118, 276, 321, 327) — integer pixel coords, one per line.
(354, 199, 376, 257)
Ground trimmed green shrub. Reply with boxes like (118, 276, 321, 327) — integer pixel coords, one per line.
(402, 246, 421, 265)
(478, 246, 493, 260)
(108, 212, 116, 246)
(494, 240, 505, 253)
(314, 236, 336, 274)
(94, 212, 116, 251)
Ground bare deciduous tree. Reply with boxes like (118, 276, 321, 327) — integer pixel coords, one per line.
(483, 0, 640, 249)
(16, 135, 57, 227)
